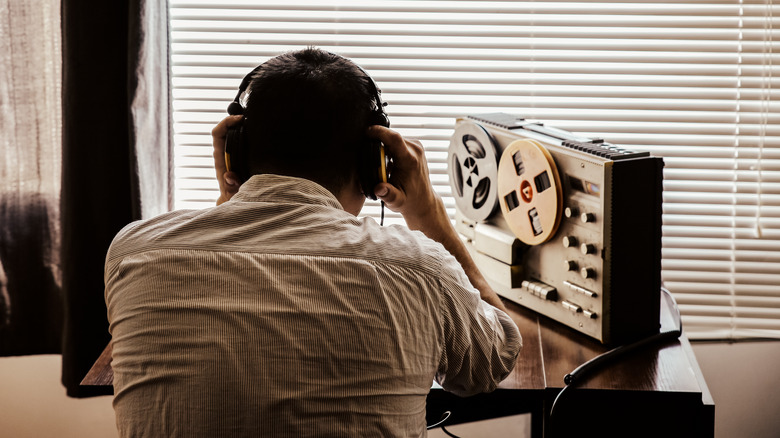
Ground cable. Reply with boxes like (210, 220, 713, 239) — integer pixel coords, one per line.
(441, 425, 461, 438)
(426, 411, 451, 430)
(380, 200, 385, 226)
(548, 287, 683, 433)
(426, 411, 461, 438)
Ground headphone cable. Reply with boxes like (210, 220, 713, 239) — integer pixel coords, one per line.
(426, 411, 461, 438)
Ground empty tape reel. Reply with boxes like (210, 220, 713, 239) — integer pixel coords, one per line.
(497, 139, 563, 245)
(448, 121, 500, 222)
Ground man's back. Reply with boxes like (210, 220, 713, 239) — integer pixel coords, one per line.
(105, 175, 520, 437)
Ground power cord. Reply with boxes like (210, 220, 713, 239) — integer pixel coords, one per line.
(548, 287, 683, 434)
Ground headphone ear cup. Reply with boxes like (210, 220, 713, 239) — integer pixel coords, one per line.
(358, 107, 390, 200)
(225, 121, 249, 182)
(358, 137, 385, 200)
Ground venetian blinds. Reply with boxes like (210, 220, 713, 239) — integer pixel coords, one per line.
(169, 0, 779, 340)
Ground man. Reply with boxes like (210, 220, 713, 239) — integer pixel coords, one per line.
(105, 48, 521, 437)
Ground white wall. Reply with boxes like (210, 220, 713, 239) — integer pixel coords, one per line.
(691, 341, 780, 438)
(1, 342, 778, 437)
(0, 355, 117, 438)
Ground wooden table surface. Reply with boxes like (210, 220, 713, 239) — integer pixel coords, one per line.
(429, 293, 714, 437)
(83, 293, 714, 437)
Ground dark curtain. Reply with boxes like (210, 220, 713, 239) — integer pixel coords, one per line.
(0, 1, 63, 356)
(61, 0, 172, 397)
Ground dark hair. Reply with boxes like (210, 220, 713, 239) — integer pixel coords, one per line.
(242, 47, 380, 193)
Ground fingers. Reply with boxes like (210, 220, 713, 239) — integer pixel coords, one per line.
(367, 125, 421, 163)
(212, 115, 243, 147)
(368, 126, 435, 223)
(367, 125, 426, 185)
(367, 125, 451, 234)
(224, 171, 240, 188)
(212, 115, 243, 165)
(216, 170, 241, 206)
(212, 115, 244, 166)
(374, 182, 406, 210)
(212, 115, 244, 205)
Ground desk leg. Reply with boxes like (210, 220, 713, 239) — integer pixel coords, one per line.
(530, 404, 544, 438)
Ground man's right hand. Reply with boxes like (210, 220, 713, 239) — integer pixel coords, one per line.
(367, 125, 451, 239)
(367, 125, 508, 313)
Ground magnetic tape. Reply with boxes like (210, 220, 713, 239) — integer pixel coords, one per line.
(448, 113, 664, 345)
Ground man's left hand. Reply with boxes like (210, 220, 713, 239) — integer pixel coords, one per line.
(212, 115, 243, 205)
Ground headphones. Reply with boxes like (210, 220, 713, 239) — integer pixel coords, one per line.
(225, 54, 391, 200)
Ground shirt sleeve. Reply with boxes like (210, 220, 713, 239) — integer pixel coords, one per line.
(434, 255, 522, 397)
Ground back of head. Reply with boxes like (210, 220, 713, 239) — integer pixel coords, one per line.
(242, 48, 381, 194)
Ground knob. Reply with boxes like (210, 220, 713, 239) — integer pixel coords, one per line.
(564, 206, 578, 218)
(581, 267, 597, 279)
(580, 243, 596, 255)
(564, 260, 578, 271)
(562, 236, 578, 248)
(581, 212, 596, 223)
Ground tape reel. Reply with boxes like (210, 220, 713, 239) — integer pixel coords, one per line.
(448, 121, 500, 222)
(497, 139, 563, 245)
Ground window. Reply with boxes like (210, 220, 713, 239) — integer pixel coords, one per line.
(169, 0, 779, 340)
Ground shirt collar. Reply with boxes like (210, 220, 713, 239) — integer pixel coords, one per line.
(230, 174, 344, 211)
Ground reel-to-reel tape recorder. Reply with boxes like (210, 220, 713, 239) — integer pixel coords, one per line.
(448, 113, 664, 345)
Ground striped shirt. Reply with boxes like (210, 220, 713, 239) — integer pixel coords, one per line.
(105, 174, 521, 437)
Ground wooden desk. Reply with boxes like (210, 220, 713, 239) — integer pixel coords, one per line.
(82, 294, 714, 437)
(427, 293, 714, 437)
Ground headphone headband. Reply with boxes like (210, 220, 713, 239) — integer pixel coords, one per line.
(226, 64, 263, 115)
(226, 52, 388, 127)
(225, 50, 390, 201)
